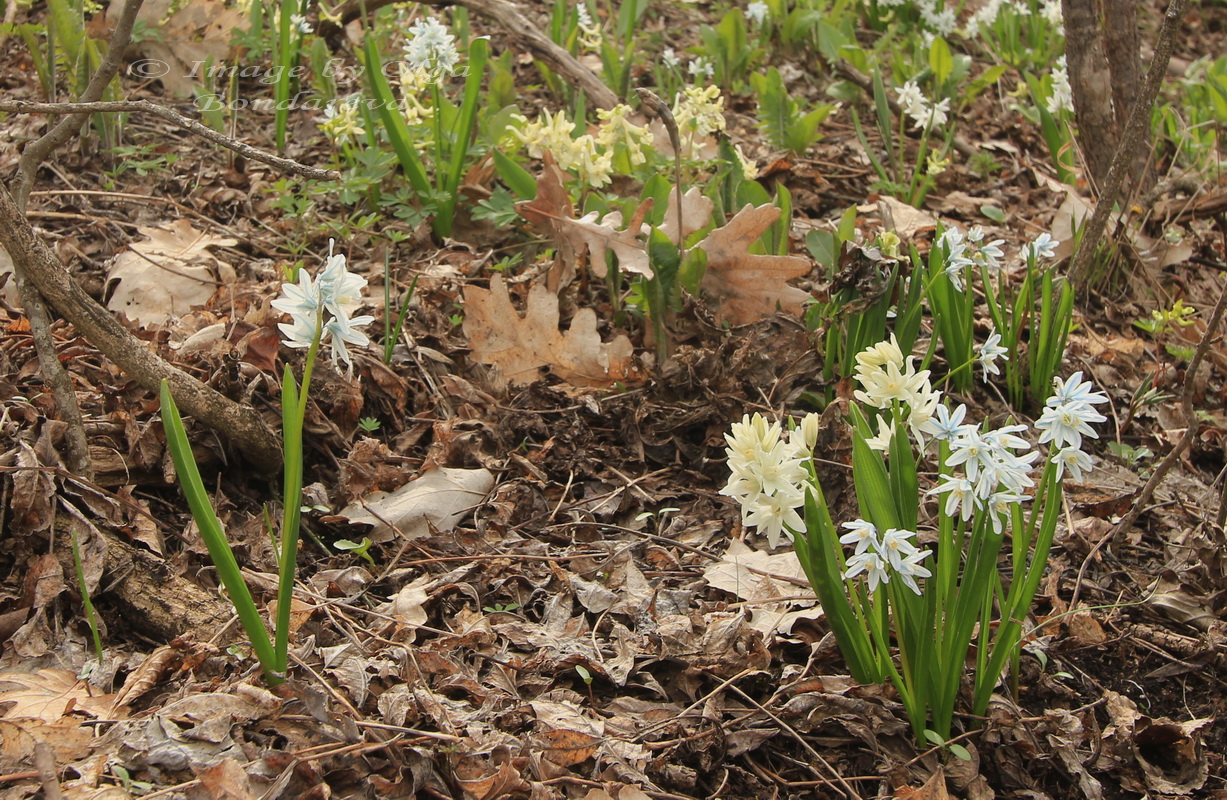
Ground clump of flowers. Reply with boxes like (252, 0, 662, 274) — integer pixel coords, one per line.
(896, 79, 950, 130)
(671, 85, 727, 157)
(720, 413, 813, 548)
(513, 102, 657, 188)
(272, 240, 374, 370)
(721, 335, 1109, 742)
(320, 96, 366, 146)
(160, 240, 373, 688)
(403, 16, 461, 80)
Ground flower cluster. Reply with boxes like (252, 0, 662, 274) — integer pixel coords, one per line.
(672, 85, 726, 155)
(852, 334, 942, 450)
(720, 413, 817, 548)
(271, 240, 374, 369)
(1047, 56, 1073, 114)
(513, 109, 617, 187)
(574, 4, 603, 51)
(320, 97, 365, 146)
(929, 416, 1039, 532)
(966, 0, 1063, 33)
(937, 225, 1006, 289)
(398, 65, 435, 126)
(403, 17, 460, 80)
(1036, 371, 1108, 480)
(746, 0, 769, 26)
(896, 80, 950, 130)
(840, 521, 933, 594)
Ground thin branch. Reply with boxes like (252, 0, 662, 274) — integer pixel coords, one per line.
(0, 100, 340, 182)
(1067, 0, 1187, 288)
(14, 0, 144, 207)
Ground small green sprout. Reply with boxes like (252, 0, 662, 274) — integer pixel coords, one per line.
(334, 537, 376, 566)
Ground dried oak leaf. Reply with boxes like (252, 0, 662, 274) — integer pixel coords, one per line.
(123, 0, 247, 97)
(463, 275, 637, 387)
(105, 219, 237, 327)
(516, 154, 578, 290)
(0, 669, 118, 722)
(696, 203, 812, 325)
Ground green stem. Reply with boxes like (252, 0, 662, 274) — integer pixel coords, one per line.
(274, 311, 323, 674)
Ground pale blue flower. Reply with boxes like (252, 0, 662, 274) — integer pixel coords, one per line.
(324, 313, 375, 368)
(1053, 446, 1094, 482)
(919, 402, 969, 443)
(1047, 371, 1109, 410)
(844, 550, 890, 592)
(977, 329, 1009, 381)
(1027, 232, 1059, 261)
(894, 548, 933, 594)
(1035, 403, 1105, 450)
(928, 475, 979, 522)
(839, 519, 879, 555)
(878, 527, 921, 570)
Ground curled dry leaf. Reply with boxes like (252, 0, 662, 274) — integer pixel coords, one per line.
(463, 276, 637, 387)
(337, 467, 495, 540)
(105, 219, 237, 327)
(696, 203, 812, 325)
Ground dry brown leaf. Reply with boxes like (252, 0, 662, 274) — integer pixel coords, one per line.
(463, 275, 637, 386)
(337, 467, 495, 540)
(566, 202, 654, 279)
(124, 0, 247, 97)
(11, 442, 53, 533)
(0, 718, 96, 771)
(866, 195, 939, 240)
(194, 759, 256, 800)
(106, 219, 237, 326)
(697, 204, 812, 324)
(895, 767, 952, 800)
(0, 669, 118, 723)
(517, 154, 578, 290)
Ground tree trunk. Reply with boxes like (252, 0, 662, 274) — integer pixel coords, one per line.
(1103, 0, 1154, 192)
(1062, 0, 1119, 188)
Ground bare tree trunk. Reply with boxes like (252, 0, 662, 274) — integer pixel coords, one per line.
(1061, 0, 1119, 188)
(1103, 0, 1154, 192)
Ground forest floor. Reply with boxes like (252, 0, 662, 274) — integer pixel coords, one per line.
(1, 1, 1226, 798)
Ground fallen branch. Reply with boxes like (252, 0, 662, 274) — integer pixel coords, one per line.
(0, 181, 283, 472)
(0, 100, 339, 182)
(1067, 0, 1187, 288)
(319, 0, 618, 109)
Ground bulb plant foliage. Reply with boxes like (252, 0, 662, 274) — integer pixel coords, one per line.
(722, 336, 1108, 742)
(161, 241, 372, 685)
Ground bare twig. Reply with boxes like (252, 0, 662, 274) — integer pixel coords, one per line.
(1110, 270, 1227, 544)
(14, 0, 143, 205)
(0, 181, 283, 472)
(1067, 0, 1187, 288)
(32, 744, 63, 800)
(0, 100, 340, 182)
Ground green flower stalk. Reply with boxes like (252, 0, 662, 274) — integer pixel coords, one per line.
(161, 240, 372, 685)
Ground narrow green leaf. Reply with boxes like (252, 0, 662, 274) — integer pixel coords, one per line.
(159, 380, 279, 682)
